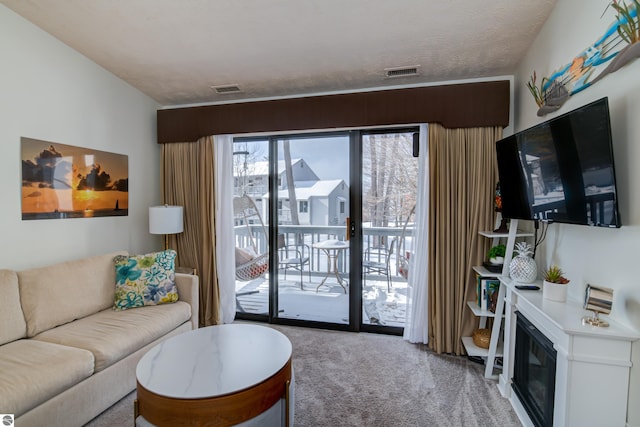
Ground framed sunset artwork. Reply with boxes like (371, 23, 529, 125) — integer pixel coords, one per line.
(21, 137, 128, 220)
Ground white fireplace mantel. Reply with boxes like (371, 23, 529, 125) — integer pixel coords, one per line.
(498, 277, 640, 427)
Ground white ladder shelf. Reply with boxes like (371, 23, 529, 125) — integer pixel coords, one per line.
(483, 219, 519, 378)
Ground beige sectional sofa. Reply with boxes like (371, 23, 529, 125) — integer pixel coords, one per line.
(0, 251, 199, 427)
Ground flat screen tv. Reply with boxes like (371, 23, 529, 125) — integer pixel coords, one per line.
(496, 97, 621, 227)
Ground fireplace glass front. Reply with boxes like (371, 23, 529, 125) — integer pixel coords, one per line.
(512, 311, 557, 427)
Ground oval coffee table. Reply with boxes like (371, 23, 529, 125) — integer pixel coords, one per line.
(135, 324, 293, 426)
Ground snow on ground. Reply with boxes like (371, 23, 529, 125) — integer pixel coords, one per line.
(236, 273, 407, 327)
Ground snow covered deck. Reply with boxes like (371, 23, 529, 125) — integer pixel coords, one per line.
(235, 272, 407, 327)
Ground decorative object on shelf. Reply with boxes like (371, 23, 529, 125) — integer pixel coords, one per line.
(509, 242, 538, 283)
(582, 284, 614, 327)
(493, 182, 509, 232)
(149, 205, 184, 250)
(472, 328, 491, 349)
(542, 264, 570, 302)
(489, 288, 500, 313)
(476, 277, 500, 311)
(527, 0, 640, 116)
(487, 244, 506, 266)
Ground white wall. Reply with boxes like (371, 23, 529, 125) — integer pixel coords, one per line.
(514, 1, 640, 424)
(0, 5, 162, 270)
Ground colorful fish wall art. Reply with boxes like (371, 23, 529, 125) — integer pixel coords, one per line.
(528, 0, 640, 116)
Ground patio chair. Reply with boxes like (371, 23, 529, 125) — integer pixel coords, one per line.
(363, 238, 396, 292)
(277, 234, 311, 289)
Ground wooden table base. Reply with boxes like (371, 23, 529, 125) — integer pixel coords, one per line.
(135, 359, 292, 427)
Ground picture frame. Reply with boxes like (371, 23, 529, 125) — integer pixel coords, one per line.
(21, 137, 128, 220)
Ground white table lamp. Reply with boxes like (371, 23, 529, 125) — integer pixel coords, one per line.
(149, 205, 184, 250)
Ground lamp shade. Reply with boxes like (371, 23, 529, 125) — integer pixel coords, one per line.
(149, 205, 184, 234)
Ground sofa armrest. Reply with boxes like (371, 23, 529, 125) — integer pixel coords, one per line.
(175, 273, 199, 330)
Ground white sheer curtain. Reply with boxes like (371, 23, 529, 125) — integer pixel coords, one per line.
(403, 124, 429, 344)
(213, 135, 236, 323)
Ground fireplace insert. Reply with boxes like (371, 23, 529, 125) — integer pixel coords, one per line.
(512, 311, 557, 427)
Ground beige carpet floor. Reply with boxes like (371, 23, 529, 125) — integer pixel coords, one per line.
(85, 323, 521, 426)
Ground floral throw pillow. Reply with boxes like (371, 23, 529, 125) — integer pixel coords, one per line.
(113, 250, 179, 311)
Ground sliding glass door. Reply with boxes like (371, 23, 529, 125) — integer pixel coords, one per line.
(360, 130, 417, 331)
(233, 133, 352, 328)
(275, 135, 350, 324)
(233, 127, 418, 333)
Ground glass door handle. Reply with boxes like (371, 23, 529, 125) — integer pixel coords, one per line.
(346, 217, 355, 240)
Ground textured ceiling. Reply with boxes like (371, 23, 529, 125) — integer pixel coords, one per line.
(2, 0, 556, 106)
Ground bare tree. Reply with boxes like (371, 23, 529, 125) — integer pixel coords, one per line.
(283, 140, 299, 226)
(362, 133, 418, 231)
(368, 135, 380, 227)
(233, 142, 266, 197)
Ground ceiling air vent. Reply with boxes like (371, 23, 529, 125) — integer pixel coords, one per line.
(212, 84, 242, 94)
(384, 65, 420, 78)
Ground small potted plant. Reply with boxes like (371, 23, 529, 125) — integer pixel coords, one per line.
(488, 244, 506, 265)
(542, 264, 570, 302)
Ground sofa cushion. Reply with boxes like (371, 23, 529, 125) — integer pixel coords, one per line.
(32, 301, 191, 372)
(113, 250, 179, 311)
(18, 251, 128, 337)
(0, 339, 94, 417)
(0, 269, 27, 345)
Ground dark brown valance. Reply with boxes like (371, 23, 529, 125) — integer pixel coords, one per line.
(157, 80, 510, 143)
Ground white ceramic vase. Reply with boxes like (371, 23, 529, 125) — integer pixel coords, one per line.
(489, 256, 504, 265)
(542, 280, 567, 302)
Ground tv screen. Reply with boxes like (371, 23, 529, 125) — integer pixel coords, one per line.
(496, 97, 621, 228)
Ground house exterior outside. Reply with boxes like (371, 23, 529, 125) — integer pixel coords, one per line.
(234, 158, 319, 199)
(264, 179, 349, 226)
(233, 157, 348, 226)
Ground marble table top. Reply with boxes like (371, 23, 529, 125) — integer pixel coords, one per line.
(136, 324, 292, 399)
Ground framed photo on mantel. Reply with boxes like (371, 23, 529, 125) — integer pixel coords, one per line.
(21, 137, 128, 220)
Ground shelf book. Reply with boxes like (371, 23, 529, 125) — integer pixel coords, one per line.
(476, 275, 500, 312)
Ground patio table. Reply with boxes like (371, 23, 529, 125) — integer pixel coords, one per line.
(312, 239, 349, 294)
